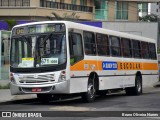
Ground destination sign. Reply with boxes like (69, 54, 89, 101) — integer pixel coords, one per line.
(28, 24, 65, 34)
(13, 23, 65, 35)
(16, 28, 24, 35)
(28, 25, 56, 33)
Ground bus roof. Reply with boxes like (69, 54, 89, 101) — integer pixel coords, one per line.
(13, 21, 156, 43)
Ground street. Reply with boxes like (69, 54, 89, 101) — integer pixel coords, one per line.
(0, 87, 160, 120)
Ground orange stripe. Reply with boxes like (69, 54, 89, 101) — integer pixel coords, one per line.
(143, 63, 158, 70)
(70, 60, 84, 71)
(70, 60, 158, 71)
(70, 60, 98, 71)
(118, 62, 142, 70)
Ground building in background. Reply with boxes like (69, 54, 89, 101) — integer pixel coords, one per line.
(0, 0, 94, 21)
(0, 0, 159, 22)
(0, 31, 10, 81)
(94, 0, 108, 20)
(138, 2, 150, 17)
(94, 0, 138, 21)
(150, 1, 160, 52)
(94, 0, 159, 21)
(151, 2, 160, 16)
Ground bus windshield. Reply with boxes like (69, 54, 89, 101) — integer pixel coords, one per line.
(10, 32, 66, 68)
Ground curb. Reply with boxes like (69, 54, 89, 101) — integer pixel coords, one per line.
(0, 89, 37, 103)
(0, 95, 37, 103)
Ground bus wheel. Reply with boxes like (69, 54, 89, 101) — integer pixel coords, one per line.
(126, 75, 142, 95)
(81, 78, 96, 102)
(37, 94, 53, 103)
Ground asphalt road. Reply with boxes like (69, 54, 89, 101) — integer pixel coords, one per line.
(0, 87, 160, 120)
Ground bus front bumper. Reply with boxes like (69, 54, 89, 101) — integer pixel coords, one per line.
(10, 80, 70, 95)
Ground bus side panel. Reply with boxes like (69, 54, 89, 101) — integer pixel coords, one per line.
(97, 69, 124, 90)
(141, 62, 159, 87)
(70, 71, 88, 93)
(122, 70, 141, 88)
(142, 74, 159, 87)
(98, 76, 124, 90)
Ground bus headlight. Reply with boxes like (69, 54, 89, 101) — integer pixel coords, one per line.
(58, 71, 66, 82)
(10, 73, 16, 84)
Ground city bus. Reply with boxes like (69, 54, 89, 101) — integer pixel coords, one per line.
(10, 21, 159, 102)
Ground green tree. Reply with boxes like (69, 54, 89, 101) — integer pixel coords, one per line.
(157, 47, 160, 54)
(5, 19, 17, 31)
(47, 12, 63, 20)
(47, 12, 80, 21)
(139, 14, 159, 22)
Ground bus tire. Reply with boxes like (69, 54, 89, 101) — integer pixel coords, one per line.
(81, 78, 96, 102)
(126, 75, 142, 95)
(37, 94, 53, 103)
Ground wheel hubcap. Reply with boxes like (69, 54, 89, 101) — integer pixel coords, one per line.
(137, 80, 141, 93)
(88, 83, 95, 98)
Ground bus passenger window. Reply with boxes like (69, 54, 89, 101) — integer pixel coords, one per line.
(121, 38, 132, 58)
(132, 40, 141, 58)
(141, 42, 149, 59)
(83, 31, 96, 55)
(110, 36, 121, 57)
(69, 33, 84, 65)
(96, 33, 110, 56)
(149, 43, 157, 60)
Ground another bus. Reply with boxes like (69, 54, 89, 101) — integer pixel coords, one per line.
(10, 21, 159, 102)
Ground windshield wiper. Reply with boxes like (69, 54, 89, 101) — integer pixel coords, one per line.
(39, 32, 53, 47)
(21, 35, 32, 48)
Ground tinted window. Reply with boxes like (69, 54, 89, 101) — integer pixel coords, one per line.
(69, 33, 84, 65)
(149, 43, 157, 60)
(110, 36, 121, 57)
(141, 42, 149, 59)
(96, 33, 110, 56)
(121, 38, 132, 57)
(84, 31, 96, 55)
(132, 40, 141, 58)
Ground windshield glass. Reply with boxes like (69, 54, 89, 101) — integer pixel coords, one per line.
(10, 33, 66, 68)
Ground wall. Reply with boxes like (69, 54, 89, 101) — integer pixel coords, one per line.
(151, 3, 160, 16)
(108, 0, 115, 21)
(0, 31, 10, 80)
(102, 22, 159, 44)
(128, 2, 138, 21)
(30, 0, 39, 7)
(107, 0, 139, 21)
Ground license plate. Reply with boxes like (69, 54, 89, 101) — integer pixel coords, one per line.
(32, 88, 42, 92)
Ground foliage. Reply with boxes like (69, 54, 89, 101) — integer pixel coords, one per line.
(0, 83, 10, 89)
(47, 12, 63, 20)
(139, 14, 159, 22)
(157, 47, 160, 54)
(5, 19, 17, 31)
(47, 12, 80, 21)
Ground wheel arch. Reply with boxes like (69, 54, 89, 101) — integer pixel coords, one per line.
(136, 71, 142, 81)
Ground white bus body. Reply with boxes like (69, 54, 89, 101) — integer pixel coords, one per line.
(10, 21, 159, 102)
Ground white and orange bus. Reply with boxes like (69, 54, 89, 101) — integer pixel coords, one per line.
(10, 21, 159, 102)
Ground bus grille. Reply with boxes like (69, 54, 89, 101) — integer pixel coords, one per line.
(19, 74, 55, 84)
